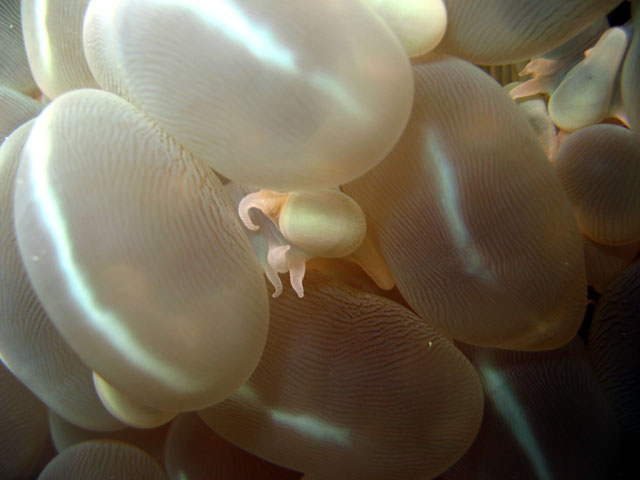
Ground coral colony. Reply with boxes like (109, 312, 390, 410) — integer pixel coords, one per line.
(1, 0, 638, 478)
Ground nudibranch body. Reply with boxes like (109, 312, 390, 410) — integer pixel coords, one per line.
(229, 185, 368, 299)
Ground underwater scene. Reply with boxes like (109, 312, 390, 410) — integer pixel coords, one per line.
(1, 0, 639, 478)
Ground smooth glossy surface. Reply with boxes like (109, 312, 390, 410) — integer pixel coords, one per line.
(362, 0, 447, 57)
(13, 88, 269, 412)
(83, 0, 414, 191)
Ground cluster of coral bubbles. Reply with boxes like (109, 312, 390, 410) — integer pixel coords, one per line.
(1, 0, 639, 478)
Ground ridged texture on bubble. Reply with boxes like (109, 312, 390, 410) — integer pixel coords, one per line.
(554, 124, 640, 246)
(38, 440, 168, 480)
(83, 0, 413, 191)
(0, 361, 49, 480)
(435, 0, 621, 64)
(21, 0, 99, 99)
(1, 121, 123, 432)
(13, 88, 269, 412)
(49, 412, 170, 467)
(92, 372, 177, 429)
(199, 272, 483, 480)
(0, 0, 36, 93)
(588, 259, 640, 466)
(361, 0, 447, 57)
(0, 86, 43, 139)
(165, 413, 302, 480)
(583, 237, 640, 292)
(622, 5, 640, 140)
(344, 55, 586, 350)
(441, 339, 620, 479)
(549, 27, 629, 132)
(504, 83, 557, 161)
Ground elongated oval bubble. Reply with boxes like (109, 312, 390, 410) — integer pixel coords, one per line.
(621, 1, 640, 140)
(13, 88, 269, 412)
(0, 0, 36, 93)
(441, 339, 620, 479)
(554, 124, 640, 246)
(0, 86, 43, 139)
(344, 55, 586, 350)
(1, 121, 123, 431)
(92, 372, 177, 429)
(83, 0, 414, 191)
(588, 259, 640, 472)
(0, 361, 49, 480)
(49, 411, 170, 467)
(165, 413, 302, 480)
(38, 440, 168, 480)
(583, 237, 640, 292)
(361, 0, 447, 57)
(21, 0, 99, 99)
(549, 27, 629, 132)
(200, 272, 483, 480)
(435, 0, 621, 64)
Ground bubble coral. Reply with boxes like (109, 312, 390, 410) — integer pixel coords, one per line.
(1, 0, 637, 478)
(344, 54, 587, 350)
(38, 440, 168, 480)
(1, 121, 123, 432)
(554, 124, 640, 245)
(200, 272, 484, 480)
(21, 0, 99, 99)
(13, 88, 270, 412)
(83, 0, 414, 192)
(435, 0, 622, 64)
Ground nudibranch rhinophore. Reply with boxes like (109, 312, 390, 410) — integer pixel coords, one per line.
(83, 0, 414, 192)
(13, 88, 270, 412)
